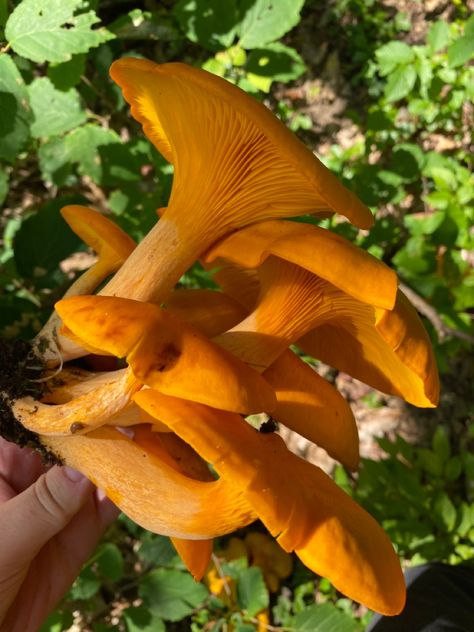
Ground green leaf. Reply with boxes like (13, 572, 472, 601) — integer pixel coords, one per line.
(65, 123, 122, 183)
(465, 14, 474, 38)
(48, 53, 86, 90)
(431, 426, 450, 463)
(38, 136, 75, 186)
(69, 566, 100, 600)
(427, 21, 450, 53)
(13, 196, 83, 277)
(139, 569, 208, 621)
(109, 9, 177, 42)
(138, 535, 179, 566)
(27, 77, 86, 138)
(0, 54, 32, 163)
(376, 41, 414, 75)
(292, 603, 358, 631)
(5, 0, 114, 63)
(122, 606, 165, 632)
(96, 543, 124, 582)
(384, 65, 417, 102)
(0, 169, 8, 207)
(237, 0, 305, 49)
(0, 0, 8, 28)
(445, 456, 462, 482)
(448, 35, 474, 68)
(433, 491, 457, 532)
(417, 448, 443, 477)
(246, 42, 306, 86)
(236, 567, 269, 617)
(174, 0, 238, 50)
(39, 611, 74, 632)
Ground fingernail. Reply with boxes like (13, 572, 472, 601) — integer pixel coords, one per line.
(96, 488, 108, 502)
(63, 466, 85, 482)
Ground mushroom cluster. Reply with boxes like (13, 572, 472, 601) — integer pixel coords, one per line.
(11, 59, 439, 616)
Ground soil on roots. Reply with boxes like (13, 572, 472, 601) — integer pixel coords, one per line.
(0, 338, 61, 464)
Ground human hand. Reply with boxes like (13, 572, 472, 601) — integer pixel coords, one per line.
(0, 437, 119, 632)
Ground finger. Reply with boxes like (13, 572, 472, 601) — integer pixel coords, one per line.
(0, 438, 45, 495)
(0, 465, 94, 570)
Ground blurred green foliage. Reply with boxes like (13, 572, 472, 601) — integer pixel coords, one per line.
(1, 0, 473, 630)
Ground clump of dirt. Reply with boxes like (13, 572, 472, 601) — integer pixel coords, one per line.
(0, 339, 61, 464)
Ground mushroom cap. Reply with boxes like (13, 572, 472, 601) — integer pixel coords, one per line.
(55, 295, 276, 414)
(43, 426, 256, 539)
(61, 205, 135, 266)
(164, 289, 246, 337)
(206, 241, 438, 408)
(132, 425, 214, 579)
(204, 220, 397, 310)
(134, 389, 406, 615)
(298, 288, 439, 407)
(263, 350, 360, 471)
(110, 58, 374, 230)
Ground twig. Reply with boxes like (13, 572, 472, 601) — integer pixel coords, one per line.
(0, 43, 11, 54)
(399, 281, 474, 345)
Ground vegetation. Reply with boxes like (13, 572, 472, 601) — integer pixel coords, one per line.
(1, 0, 473, 630)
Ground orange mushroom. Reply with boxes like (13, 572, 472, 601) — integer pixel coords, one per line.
(43, 426, 256, 540)
(100, 59, 374, 305)
(164, 286, 358, 469)
(36, 206, 135, 362)
(133, 389, 406, 616)
(206, 223, 439, 407)
(204, 219, 398, 310)
(13, 368, 141, 436)
(55, 295, 276, 414)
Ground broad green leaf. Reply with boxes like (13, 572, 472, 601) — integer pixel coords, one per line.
(13, 196, 83, 278)
(138, 536, 178, 566)
(465, 14, 474, 38)
(28, 77, 86, 138)
(292, 603, 358, 631)
(430, 166, 457, 191)
(404, 212, 446, 237)
(246, 42, 306, 86)
(139, 568, 208, 621)
(448, 34, 474, 68)
(69, 566, 100, 600)
(38, 136, 75, 186)
(174, 0, 238, 50)
(5, 0, 114, 63)
(65, 123, 122, 183)
(238, 0, 305, 49)
(0, 54, 32, 163)
(384, 64, 417, 102)
(456, 503, 474, 538)
(236, 567, 269, 617)
(433, 492, 456, 532)
(0, 169, 8, 207)
(48, 54, 86, 90)
(376, 41, 414, 75)
(95, 543, 124, 582)
(122, 606, 165, 632)
(427, 21, 450, 53)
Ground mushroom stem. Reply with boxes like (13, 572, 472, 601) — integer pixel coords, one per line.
(100, 217, 202, 304)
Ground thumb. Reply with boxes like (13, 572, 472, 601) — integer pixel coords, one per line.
(0, 465, 93, 568)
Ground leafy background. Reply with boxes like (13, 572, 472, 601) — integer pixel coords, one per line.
(0, 0, 473, 630)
